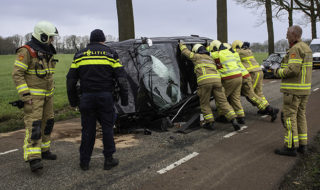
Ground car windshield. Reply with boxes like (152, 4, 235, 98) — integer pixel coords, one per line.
(310, 44, 320, 53)
(136, 43, 182, 111)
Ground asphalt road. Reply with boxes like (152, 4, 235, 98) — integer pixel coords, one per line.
(1, 70, 320, 190)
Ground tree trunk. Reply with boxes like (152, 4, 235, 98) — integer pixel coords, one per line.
(116, 0, 135, 41)
(265, 0, 274, 55)
(310, 0, 317, 39)
(288, 0, 293, 27)
(217, 0, 228, 43)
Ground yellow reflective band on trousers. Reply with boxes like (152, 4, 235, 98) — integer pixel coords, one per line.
(15, 60, 28, 70)
(204, 114, 214, 120)
(253, 72, 260, 89)
(16, 84, 29, 93)
(41, 141, 51, 149)
(280, 83, 311, 90)
(299, 133, 308, 140)
(225, 110, 236, 120)
(71, 56, 123, 69)
(197, 74, 220, 83)
(235, 109, 244, 115)
(29, 88, 55, 96)
(284, 118, 293, 148)
(23, 130, 41, 161)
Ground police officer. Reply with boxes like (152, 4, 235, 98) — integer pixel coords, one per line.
(209, 40, 245, 124)
(274, 25, 313, 156)
(179, 42, 240, 131)
(67, 29, 129, 170)
(12, 21, 59, 172)
(223, 43, 279, 122)
(232, 40, 266, 101)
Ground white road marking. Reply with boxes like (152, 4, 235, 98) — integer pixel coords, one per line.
(261, 115, 269, 118)
(270, 80, 277, 83)
(223, 126, 248, 138)
(157, 152, 199, 174)
(0, 149, 18, 155)
(313, 88, 319, 92)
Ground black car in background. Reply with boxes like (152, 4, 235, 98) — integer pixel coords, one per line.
(261, 52, 286, 79)
(106, 36, 212, 131)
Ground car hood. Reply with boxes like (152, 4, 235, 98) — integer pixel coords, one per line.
(313, 52, 320, 57)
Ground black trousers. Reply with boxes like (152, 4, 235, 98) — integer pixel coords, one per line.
(79, 92, 116, 164)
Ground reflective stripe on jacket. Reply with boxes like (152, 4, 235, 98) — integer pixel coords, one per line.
(276, 40, 313, 95)
(237, 48, 262, 72)
(211, 49, 242, 80)
(180, 44, 221, 86)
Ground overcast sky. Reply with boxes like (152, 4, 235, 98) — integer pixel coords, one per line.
(0, 0, 319, 43)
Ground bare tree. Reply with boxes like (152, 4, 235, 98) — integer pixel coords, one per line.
(235, 0, 275, 54)
(24, 33, 32, 43)
(116, 0, 135, 41)
(273, 0, 294, 27)
(217, 0, 228, 42)
(294, 0, 318, 38)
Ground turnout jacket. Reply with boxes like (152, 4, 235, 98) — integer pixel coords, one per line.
(12, 38, 57, 101)
(275, 40, 313, 95)
(237, 48, 262, 73)
(66, 42, 128, 107)
(180, 43, 221, 86)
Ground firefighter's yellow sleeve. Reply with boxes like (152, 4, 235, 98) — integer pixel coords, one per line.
(12, 48, 32, 101)
(277, 48, 302, 79)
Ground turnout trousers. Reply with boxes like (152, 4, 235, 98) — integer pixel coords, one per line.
(250, 70, 266, 100)
(221, 77, 244, 118)
(241, 77, 269, 110)
(282, 93, 309, 148)
(23, 95, 54, 161)
(79, 92, 116, 164)
(197, 82, 237, 123)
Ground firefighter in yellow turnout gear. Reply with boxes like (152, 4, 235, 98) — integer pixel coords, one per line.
(179, 42, 240, 131)
(209, 40, 245, 124)
(232, 40, 266, 101)
(223, 43, 279, 122)
(12, 21, 59, 172)
(274, 25, 313, 156)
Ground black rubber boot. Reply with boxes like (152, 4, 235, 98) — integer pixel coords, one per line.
(203, 122, 215, 130)
(29, 159, 43, 172)
(80, 162, 89, 171)
(42, 151, 57, 160)
(215, 115, 228, 123)
(257, 109, 268, 115)
(297, 145, 307, 155)
(236, 117, 245, 124)
(104, 157, 119, 170)
(266, 106, 279, 122)
(274, 147, 297, 157)
(231, 119, 240, 131)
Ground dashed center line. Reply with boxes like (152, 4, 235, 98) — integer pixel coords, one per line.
(313, 88, 319, 92)
(0, 149, 18, 155)
(270, 80, 277, 83)
(261, 115, 269, 118)
(157, 152, 199, 174)
(223, 126, 248, 138)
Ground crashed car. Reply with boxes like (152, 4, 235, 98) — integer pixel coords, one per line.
(106, 36, 212, 132)
(261, 52, 286, 79)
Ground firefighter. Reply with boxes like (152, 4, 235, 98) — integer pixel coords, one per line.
(273, 25, 313, 156)
(232, 40, 266, 101)
(12, 21, 59, 172)
(67, 29, 129, 170)
(208, 40, 245, 124)
(179, 41, 240, 131)
(223, 43, 279, 122)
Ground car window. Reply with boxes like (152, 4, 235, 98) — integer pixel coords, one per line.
(310, 44, 320, 53)
(136, 43, 182, 111)
(266, 54, 283, 63)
